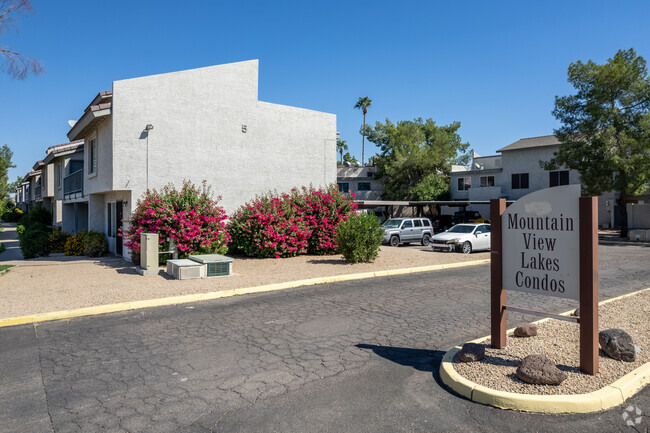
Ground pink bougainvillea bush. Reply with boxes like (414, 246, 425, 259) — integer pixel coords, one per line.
(124, 181, 230, 264)
(228, 185, 357, 258)
(294, 185, 358, 255)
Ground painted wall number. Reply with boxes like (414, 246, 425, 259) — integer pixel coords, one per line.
(242, 124, 247, 133)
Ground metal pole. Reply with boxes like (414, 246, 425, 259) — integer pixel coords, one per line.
(490, 198, 506, 348)
(579, 196, 599, 375)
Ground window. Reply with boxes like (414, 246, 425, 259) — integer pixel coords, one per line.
(457, 177, 471, 191)
(402, 221, 413, 228)
(357, 182, 371, 191)
(512, 173, 529, 189)
(480, 175, 495, 187)
(88, 137, 97, 175)
(338, 182, 349, 193)
(549, 170, 569, 187)
(414, 220, 422, 227)
(55, 161, 61, 188)
(422, 219, 431, 227)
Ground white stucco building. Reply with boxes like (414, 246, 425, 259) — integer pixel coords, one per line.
(336, 166, 383, 200)
(450, 135, 650, 229)
(61, 59, 336, 257)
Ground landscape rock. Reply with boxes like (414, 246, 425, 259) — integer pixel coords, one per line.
(516, 354, 567, 385)
(514, 323, 538, 337)
(458, 343, 485, 362)
(599, 329, 636, 362)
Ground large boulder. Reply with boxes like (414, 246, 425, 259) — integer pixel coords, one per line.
(458, 343, 485, 362)
(514, 323, 538, 337)
(516, 354, 567, 385)
(599, 329, 636, 362)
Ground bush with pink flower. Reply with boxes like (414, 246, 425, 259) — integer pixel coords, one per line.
(228, 185, 357, 258)
(124, 181, 230, 264)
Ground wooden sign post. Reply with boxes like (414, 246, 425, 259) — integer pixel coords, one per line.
(490, 185, 598, 375)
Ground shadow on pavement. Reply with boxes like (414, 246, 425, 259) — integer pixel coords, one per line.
(356, 344, 473, 401)
(356, 344, 440, 373)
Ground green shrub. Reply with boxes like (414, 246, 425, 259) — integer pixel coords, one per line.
(2, 207, 23, 223)
(335, 212, 384, 263)
(20, 205, 52, 229)
(19, 222, 51, 259)
(83, 230, 107, 257)
(16, 224, 25, 236)
(64, 231, 87, 256)
(0, 243, 5, 254)
(49, 228, 70, 253)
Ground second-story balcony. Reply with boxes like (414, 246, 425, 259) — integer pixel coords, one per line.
(63, 169, 83, 200)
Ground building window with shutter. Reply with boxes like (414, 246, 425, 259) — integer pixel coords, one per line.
(88, 137, 97, 175)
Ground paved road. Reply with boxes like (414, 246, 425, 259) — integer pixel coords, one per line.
(1, 243, 649, 433)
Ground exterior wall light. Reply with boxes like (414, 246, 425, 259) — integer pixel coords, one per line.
(145, 124, 154, 130)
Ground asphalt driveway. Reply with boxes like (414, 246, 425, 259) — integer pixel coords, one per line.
(1, 243, 649, 432)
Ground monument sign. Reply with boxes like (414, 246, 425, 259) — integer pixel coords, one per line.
(502, 184, 580, 300)
(490, 185, 599, 375)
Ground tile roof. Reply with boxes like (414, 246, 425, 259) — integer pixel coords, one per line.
(497, 135, 560, 153)
(46, 140, 84, 154)
(89, 102, 112, 112)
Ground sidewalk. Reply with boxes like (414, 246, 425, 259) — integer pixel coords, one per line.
(0, 222, 23, 261)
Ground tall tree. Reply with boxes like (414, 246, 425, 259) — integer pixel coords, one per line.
(336, 139, 348, 165)
(342, 152, 359, 166)
(0, 0, 43, 79)
(354, 96, 372, 166)
(542, 48, 650, 238)
(365, 118, 470, 200)
(0, 144, 16, 200)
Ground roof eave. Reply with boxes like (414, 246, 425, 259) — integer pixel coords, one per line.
(67, 108, 111, 141)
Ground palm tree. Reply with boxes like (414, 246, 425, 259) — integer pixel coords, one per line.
(354, 96, 372, 166)
(336, 139, 348, 164)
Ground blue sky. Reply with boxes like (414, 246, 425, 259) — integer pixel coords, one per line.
(2, 0, 649, 182)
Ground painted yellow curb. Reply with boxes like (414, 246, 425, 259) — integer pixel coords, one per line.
(440, 287, 650, 413)
(0, 259, 490, 328)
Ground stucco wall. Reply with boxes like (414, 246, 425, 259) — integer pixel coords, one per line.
(499, 146, 580, 200)
(111, 60, 336, 215)
(84, 117, 113, 195)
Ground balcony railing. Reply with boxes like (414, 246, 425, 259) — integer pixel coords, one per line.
(63, 169, 83, 197)
(34, 185, 42, 201)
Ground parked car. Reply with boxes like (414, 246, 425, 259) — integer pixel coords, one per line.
(452, 210, 490, 225)
(432, 215, 454, 233)
(381, 218, 434, 247)
(430, 223, 491, 254)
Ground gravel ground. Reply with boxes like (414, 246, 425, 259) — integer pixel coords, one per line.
(0, 245, 488, 318)
(452, 289, 650, 395)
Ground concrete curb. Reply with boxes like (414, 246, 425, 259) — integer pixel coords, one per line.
(0, 258, 490, 328)
(440, 287, 650, 413)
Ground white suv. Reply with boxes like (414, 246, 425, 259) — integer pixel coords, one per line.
(381, 218, 434, 247)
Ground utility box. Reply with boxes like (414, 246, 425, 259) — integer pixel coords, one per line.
(166, 259, 204, 280)
(137, 233, 159, 276)
(629, 229, 649, 241)
(189, 254, 234, 277)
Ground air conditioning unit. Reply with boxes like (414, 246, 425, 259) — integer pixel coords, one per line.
(166, 259, 204, 280)
(189, 254, 234, 277)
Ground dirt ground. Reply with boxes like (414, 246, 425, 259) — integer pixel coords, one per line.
(0, 246, 489, 318)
